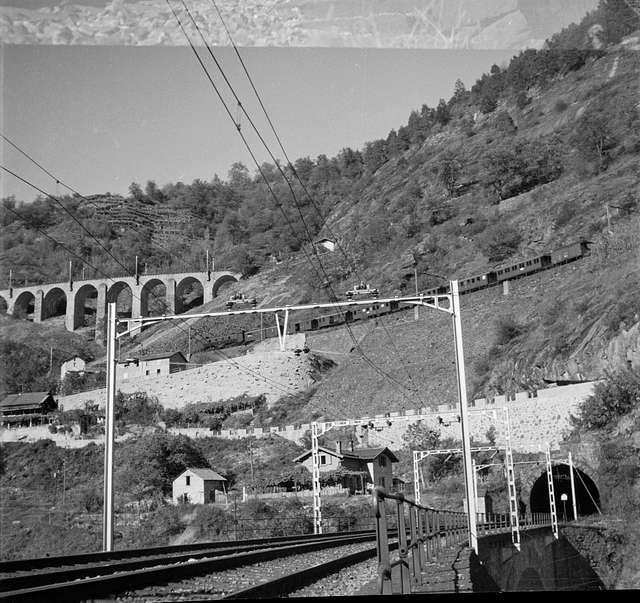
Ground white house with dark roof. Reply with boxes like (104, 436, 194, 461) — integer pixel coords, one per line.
(118, 351, 188, 383)
(172, 467, 228, 504)
(60, 356, 87, 381)
(293, 443, 398, 493)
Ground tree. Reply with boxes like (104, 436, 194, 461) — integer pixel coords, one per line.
(453, 78, 467, 102)
(362, 139, 387, 173)
(435, 150, 462, 197)
(402, 422, 440, 450)
(571, 110, 618, 173)
(480, 142, 524, 202)
(571, 369, 640, 431)
(115, 433, 211, 497)
(435, 99, 451, 125)
(128, 182, 146, 203)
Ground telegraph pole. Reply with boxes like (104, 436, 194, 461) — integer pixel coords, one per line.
(103, 302, 117, 551)
(451, 280, 477, 552)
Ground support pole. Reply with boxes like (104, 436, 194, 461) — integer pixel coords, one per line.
(503, 408, 520, 550)
(450, 280, 477, 553)
(311, 422, 322, 534)
(568, 452, 578, 521)
(413, 451, 421, 504)
(546, 444, 559, 539)
(103, 302, 117, 552)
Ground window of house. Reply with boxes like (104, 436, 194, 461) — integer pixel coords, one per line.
(379, 456, 386, 467)
(186, 475, 191, 486)
(320, 455, 327, 465)
(145, 370, 149, 376)
(156, 369, 161, 375)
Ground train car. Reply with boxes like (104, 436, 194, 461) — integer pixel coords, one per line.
(458, 274, 490, 293)
(550, 240, 590, 265)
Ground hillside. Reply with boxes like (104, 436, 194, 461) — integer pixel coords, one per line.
(1, 3, 639, 416)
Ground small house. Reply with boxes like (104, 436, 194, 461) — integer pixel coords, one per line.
(118, 351, 188, 382)
(293, 443, 398, 493)
(0, 392, 58, 425)
(172, 467, 228, 504)
(60, 356, 87, 381)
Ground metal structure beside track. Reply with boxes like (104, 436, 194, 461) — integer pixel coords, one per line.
(371, 486, 556, 595)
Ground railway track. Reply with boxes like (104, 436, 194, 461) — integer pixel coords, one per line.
(0, 530, 386, 601)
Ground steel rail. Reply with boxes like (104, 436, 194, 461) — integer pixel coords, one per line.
(0, 532, 378, 602)
(0, 529, 375, 573)
(224, 541, 399, 599)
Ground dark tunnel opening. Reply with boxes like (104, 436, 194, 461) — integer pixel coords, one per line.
(529, 463, 600, 519)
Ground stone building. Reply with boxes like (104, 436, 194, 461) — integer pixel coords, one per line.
(118, 351, 188, 383)
(172, 467, 228, 504)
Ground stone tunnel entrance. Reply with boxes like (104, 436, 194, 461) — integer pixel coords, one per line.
(529, 464, 600, 519)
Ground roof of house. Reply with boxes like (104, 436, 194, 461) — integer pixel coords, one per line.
(120, 351, 188, 364)
(179, 467, 227, 482)
(0, 392, 55, 409)
(293, 446, 398, 464)
(343, 447, 399, 463)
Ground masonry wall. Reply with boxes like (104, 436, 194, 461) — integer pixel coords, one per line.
(213, 382, 597, 453)
(57, 350, 316, 411)
(20, 380, 597, 454)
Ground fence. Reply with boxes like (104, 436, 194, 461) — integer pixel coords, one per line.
(476, 512, 552, 536)
(372, 487, 468, 595)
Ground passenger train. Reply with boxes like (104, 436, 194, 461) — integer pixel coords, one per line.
(231, 239, 591, 345)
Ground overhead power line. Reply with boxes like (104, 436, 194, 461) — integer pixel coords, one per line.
(169, 0, 422, 406)
(202, 0, 425, 399)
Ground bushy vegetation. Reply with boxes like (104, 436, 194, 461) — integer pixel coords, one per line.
(571, 369, 640, 430)
(161, 394, 266, 431)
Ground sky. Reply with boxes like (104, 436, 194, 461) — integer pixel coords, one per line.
(1, 44, 517, 203)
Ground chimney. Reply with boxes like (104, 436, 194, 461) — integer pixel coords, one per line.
(335, 440, 342, 454)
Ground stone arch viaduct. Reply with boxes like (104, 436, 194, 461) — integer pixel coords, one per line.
(0, 270, 240, 341)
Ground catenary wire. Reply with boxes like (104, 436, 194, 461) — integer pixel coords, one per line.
(207, 0, 429, 372)
(169, 0, 422, 405)
(196, 0, 426, 399)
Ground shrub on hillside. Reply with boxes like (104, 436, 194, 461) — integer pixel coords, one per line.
(571, 369, 640, 430)
(476, 222, 521, 262)
(115, 391, 162, 427)
(494, 315, 527, 346)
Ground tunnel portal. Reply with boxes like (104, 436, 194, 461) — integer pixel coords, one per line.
(529, 463, 600, 519)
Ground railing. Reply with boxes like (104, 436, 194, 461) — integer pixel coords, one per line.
(477, 512, 552, 535)
(372, 487, 468, 595)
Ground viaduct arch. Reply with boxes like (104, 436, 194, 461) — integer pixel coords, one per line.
(0, 271, 240, 341)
